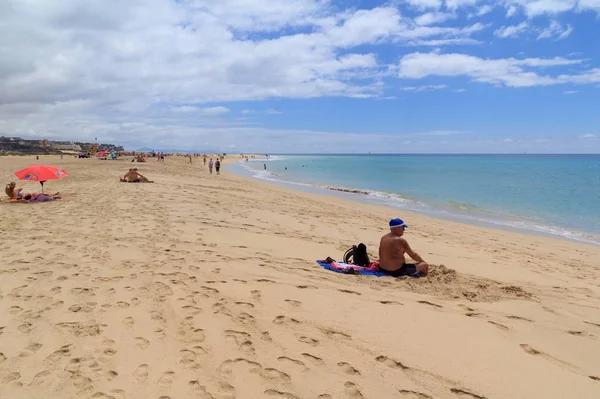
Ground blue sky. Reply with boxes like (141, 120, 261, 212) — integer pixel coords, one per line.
(0, 0, 599, 153)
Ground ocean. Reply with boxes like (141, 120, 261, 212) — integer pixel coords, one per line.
(231, 154, 600, 246)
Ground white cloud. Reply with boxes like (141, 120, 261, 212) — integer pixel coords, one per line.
(564, 90, 578, 94)
(578, 0, 600, 12)
(445, 0, 479, 10)
(200, 106, 231, 115)
(400, 84, 448, 92)
(506, 5, 518, 16)
(0, 0, 597, 150)
(266, 108, 282, 114)
(398, 52, 590, 87)
(476, 5, 495, 16)
(504, 138, 513, 142)
(582, 133, 597, 139)
(453, 88, 467, 92)
(404, 0, 444, 10)
(494, 22, 529, 38)
(504, 0, 583, 17)
(537, 20, 573, 40)
(414, 12, 456, 25)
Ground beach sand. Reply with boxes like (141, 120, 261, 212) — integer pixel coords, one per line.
(1, 155, 600, 399)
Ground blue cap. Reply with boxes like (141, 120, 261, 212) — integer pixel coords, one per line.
(389, 218, 408, 229)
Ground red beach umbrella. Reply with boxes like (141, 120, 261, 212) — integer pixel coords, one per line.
(14, 165, 68, 193)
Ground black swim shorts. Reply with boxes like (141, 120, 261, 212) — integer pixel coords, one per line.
(378, 264, 417, 277)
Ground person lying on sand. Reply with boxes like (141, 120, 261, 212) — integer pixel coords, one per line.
(122, 167, 150, 182)
(378, 218, 429, 276)
(5, 182, 24, 200)
(23, 193, 61, 202)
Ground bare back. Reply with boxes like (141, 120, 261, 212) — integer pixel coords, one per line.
(378, 233, 408, 272)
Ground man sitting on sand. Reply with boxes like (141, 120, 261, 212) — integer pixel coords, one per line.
(378, 218, 429, 277)
(5, 182, 24, 200)
(121, 167, 150, 182)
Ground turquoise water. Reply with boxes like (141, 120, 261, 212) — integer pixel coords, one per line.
(235, 155, 600, 246)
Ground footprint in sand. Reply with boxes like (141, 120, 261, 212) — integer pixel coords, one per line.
(589, 376, 600, 381)
(338, 289, 361, 296)
(158, 370, 175, 387)
(380, 300, 402, 305)
(116, 301, 130, 308)
(251, 290, 262, 300)
(337, 362, 360, 375)
(296, 285, 318, 290)
(277, 356, 308, 371)
(69, 302, 97, 313)
(261, 331, 273, 342)
(417, 301, 443, 308)
(135, 337, 150, 349)
(235, 301, 255, 308)
(2, 372, 21, 384)
(273, 315, 300, 325)
(104, 370, 119, 381)
(30, 370, 51, 386)
(26, 342, 43, 352)
(285, 299, 302, 306)
(9, 305, 23, 314)
(488, 321, 509, 331)
(188, 380, 212, 396)
(133, 364, 149, 382)
(302, 353, 325, 365)
(398, 389, 433, 398)
(17, 322, 33, 333)
(519, 344, 540, 355)
(322, 329, 352, 340)
(450, 388, 486, 398)
(376, 355, 409, 370)
(264, 389, 300, 398)
(506, 315, 533, 322)
(344, 381, 364, 398)
(261, 368, 291, 382)
(297, 336, 319, 346)
(122, 317, 135, 327)
(154, 328, 167, 339)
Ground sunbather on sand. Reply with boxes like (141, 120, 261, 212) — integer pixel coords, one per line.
(122, 167, 150, 182)
(378, 218, 429, 276)
(23, 193, 61, 202)
(5, 182, 24, 200)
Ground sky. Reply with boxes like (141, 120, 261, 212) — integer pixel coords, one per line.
(0, 0, 599, 153)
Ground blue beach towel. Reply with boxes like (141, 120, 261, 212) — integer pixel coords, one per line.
(316, 260, 389, 277)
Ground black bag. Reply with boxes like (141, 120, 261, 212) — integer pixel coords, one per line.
(343, 243, 370, 267)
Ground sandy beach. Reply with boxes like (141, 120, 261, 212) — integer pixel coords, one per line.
(1, 154, 600, 399)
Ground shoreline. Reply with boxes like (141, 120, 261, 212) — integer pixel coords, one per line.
(2, 155, 600, 398)
(232, 157, 600, 247)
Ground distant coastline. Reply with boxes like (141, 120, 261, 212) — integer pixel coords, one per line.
(0, 136, 123, 156)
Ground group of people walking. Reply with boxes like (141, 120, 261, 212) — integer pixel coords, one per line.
(204, 156, 222, 175)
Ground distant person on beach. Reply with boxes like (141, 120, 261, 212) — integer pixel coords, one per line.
(188, 155, 193, 164)
(378, 218, 429, 276)
(209, 159, 214, 174)
(203, 156, 207, 166)
(5, 182, 23, 200)
(122, 167, 150, 182)
(215, 159, 221, 175)
(23, 193, 61, 202)
(264, 163, 267, 170)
